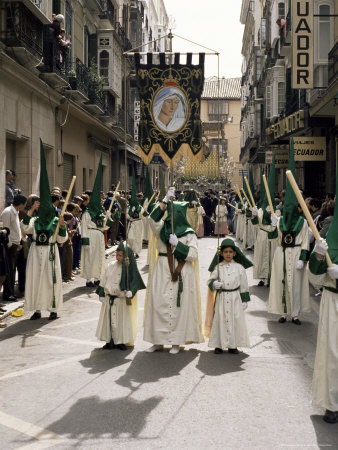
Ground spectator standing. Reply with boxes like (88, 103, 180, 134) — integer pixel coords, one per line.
(0, 195, 27, 301)
(5, 170, 14, 206)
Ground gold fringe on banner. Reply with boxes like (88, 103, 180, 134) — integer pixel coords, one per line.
(137, 143, 204, 167)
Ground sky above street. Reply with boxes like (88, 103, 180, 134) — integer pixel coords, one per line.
(163, 0, 244, 79)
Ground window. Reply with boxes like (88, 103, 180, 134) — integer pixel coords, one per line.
(208, 101, 229, 121)
(266, 85, 271, 119)
(278, 2, 285, 18)
(318, 4, 330, 60)
(65, 1, 73, 39)
(99, 50, 109, 85)
(84, 26, 89, 66)
(261, 19, 266, 46)
(278, 82, 285, 114)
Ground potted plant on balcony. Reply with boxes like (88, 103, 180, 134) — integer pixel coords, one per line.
(68, 69, 77, 89)
(87, 60, 104, 108)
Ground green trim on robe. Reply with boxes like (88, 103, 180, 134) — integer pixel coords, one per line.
(22, 214, 31, 226)
(268, 228, 278, 240)
(309, 252, 328, 275)
(251, 216, 259, 226)
(96, 285, 105, 297)
(106, 218, 113, 227)
(82, 237, 90, 246)
(142, 211, 149, 217)
(58, 226, 67, 237)
(150, 204, 165, 222)
(300, 249, 310, 262)
(240, 292, 250, 302)
(173, 241, 189, 261)
(208, 279, 216, 291)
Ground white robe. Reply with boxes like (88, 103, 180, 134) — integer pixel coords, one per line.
(128, 209, 144, 256)
(80, 211, 108, 280)
(308, 266, 338, 411)
(208, 261, 250, 349)
(243, 214, 256, 249)
(96, 261, 137, 345)
(22, 217, 68, 312)
(143, 217, 203, 345)
(268, 218, 310, 317)
(235, 207, 245, 241)
(252, 209, 275, 280)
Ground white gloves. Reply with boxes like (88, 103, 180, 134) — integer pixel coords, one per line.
(131, 206, 135, 212)
(277, 202, 283, 210)
(125, 290, 133, 298)
(296, 260, 304, 270)
(266, 205, 271, 213)
(251, 207, 258, 216)
(242, 302, 248, 311)
(106, 211, 112, 218)
(191, 200, 197, 205)
(169, 233, 179, 247)
(213, 280, 223, 290)
(327, 264, 338, 279)
(99, 297, 105, 303)
(314, 238, 328, 256)
(163, 187, 175, 203)
(271, 214, 278, 227)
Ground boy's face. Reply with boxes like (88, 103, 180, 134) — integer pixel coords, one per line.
(221, 247, 236, 263)
(116, 250, 124, 264)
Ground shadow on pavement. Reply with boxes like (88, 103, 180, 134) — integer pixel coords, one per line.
(79, 348, 133, 375)
(63, 285, 97, 303)
(0, 317, 49, 347)
(196, 350, 249, 377)
(310, 414, 338, 447)
(115, 348, 199, 391)
(48, 394, 163, 441)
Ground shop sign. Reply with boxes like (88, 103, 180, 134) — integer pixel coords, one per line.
(294, 137, 326, 161)
(292, 1, 313, 88)
(266, 110, 305, 139)
(265, 151, 273, 164)
(274, 148, 289, 168)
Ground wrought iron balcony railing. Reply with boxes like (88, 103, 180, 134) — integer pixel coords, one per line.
(0, 2, 44, 60)
(68, 58, 89, 98)
(328, 41, 338, 87)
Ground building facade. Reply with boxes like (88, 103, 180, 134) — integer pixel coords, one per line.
(240, 0, 337, 197)
(0, 0, 169, 210)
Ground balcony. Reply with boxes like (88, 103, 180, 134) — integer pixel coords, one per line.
(279, 11, 291, 55)
(38, 37, 69, 89)
(100, 97, 116, 124)
(1, 2, 45, 68)
(85, 81, 105, 115)
(98, 0, 115, 27)
(328, 41, 338, 87)
(65, 58, 89, 103)
(116, 108, 134, 136)
(4, 0, 50, 23)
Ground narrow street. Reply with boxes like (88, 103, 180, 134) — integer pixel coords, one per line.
(0, 237, 337, 449)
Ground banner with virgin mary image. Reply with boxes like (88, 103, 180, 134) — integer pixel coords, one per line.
(134, 52, 205, 166)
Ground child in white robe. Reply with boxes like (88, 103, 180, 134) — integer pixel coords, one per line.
(206, 238, 252, 354)
(96, 241, 145, 350)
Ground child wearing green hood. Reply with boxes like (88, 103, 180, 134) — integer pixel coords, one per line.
(206, 238, 253, 354)
(95, 241, 145, 350)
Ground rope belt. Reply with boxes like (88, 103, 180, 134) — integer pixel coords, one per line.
(158, 252, 167, 256)
(324, 286, 338, 294)
(221, 287, 240, 292)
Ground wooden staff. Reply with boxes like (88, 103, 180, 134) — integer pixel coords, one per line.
(244, 176, 256, 207)
(262, 174, 274, 215)
(227, 202, 239, 212)
(53, 176, 76, 240)
(234, 185, 244, 204)
(143, 191, 156, 213)
(285, 170, 332, 267)
(104, 181, 120, 226)
(241, 188, 254, 209)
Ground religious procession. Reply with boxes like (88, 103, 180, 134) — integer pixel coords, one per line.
(0, 0, 337, 448)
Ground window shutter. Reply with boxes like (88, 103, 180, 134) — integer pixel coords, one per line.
(88, 34, 98, 65)
(52, 0, 61, 14)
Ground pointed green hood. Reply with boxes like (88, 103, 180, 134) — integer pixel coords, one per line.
(325, 159, 338, 264)
(144, 168, 155, 212)
(184, 189, 199, 205)
(208, 238, 253, 272)
(249, 167, 255, 200)
(117, 241, 146, 294)
(258, 167, 265, 209)
(283, 138, 302, 230)
(159, 201, 195, 243)
(87, 155, 105, 223)
(158, 169, 166, 203)
(128, 169, 142, 216)
(35, 139, 58, 233)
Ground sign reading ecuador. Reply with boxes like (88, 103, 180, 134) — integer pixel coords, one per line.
(293, 137, 326, 161)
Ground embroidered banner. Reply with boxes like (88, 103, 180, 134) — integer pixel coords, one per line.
(134, 52, 205, 166)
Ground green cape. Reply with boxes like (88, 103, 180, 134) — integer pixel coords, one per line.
(128, 169, 142, 217)
(283, 138, 302, 230)
(87, 155, 105, 223)
(208, 238, 253, 272)
(159, 201, 195, 244)
(325, 159, 338, 264)
(117, 241, 146, 294)
(35, 139, 58, 234)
